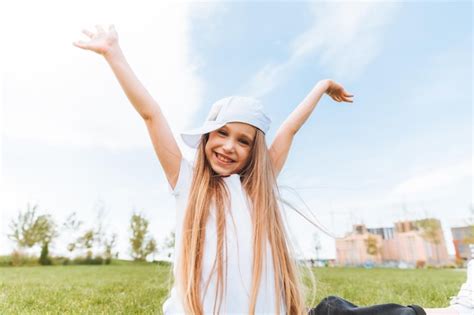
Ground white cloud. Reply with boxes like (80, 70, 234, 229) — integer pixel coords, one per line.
(389, 158, 472, 199)
(277, 157, 472, 258)
(242, 1, 400, 98)
(2, 0, 212, 150)
(0, 74, 4, 180)
(402, 41, 472, 110)
(0, 0, 221, 256)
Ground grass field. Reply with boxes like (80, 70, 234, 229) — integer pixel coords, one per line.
(0, 264, 466, 314)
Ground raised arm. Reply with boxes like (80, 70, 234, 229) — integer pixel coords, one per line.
(269, 79, 353, 176)
(74, 25, 182, 188)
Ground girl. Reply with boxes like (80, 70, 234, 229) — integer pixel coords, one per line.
(74, 25, 472, 315)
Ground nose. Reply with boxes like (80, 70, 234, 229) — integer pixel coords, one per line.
(222, 139, 235, 152)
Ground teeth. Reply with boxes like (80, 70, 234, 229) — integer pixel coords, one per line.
(216, 153, 232, 163)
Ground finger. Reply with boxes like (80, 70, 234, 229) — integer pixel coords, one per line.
(82, 29, 94, 38)
(73, 40, 89, 49)
(344, 92, 354, 97)
(343, 95, 354, 102)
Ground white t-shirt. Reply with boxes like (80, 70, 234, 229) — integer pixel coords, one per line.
(162, 158, 285, 314)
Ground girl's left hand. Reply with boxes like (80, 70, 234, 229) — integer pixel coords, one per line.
(325, 80, 354, 103)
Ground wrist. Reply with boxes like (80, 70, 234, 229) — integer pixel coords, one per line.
(317, 79, 332, 93)
(103, 43, 122, 60)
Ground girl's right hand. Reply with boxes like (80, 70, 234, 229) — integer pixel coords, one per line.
(325, 80, 353, 103)
(73, 25, 119, 56)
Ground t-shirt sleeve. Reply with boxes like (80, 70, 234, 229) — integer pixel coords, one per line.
(168, 157, 193, 197)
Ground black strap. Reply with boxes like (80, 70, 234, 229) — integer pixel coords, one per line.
(407, 305, 426, 315)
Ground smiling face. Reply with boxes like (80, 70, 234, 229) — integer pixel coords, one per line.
(204, 122, 257, 176)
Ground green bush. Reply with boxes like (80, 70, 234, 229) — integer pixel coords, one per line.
(49, 256, 70, 266)
(0, 255, 12, 267)
(10, 251, 39, 267)
(1, 252, 119, 267)
(442, 263, 457, 269)
(71, 255, 111, 265)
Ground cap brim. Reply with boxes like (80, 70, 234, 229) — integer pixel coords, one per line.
(180, 121, 226, 148)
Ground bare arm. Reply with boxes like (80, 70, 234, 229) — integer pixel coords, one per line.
(269, 79, 353, 176)
(74, 25, 182, 188)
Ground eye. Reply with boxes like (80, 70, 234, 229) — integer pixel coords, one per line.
(217, 130, 227, 136)
(239, 139, 250, 146)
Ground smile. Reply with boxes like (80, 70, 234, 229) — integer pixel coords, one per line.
(215, 152, 235, 164)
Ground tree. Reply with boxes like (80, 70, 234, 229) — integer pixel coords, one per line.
(416, 218, 442, 262)
(34, 214, 58, 265)
(8, 203, 41, 248)
(103, 233, 118, 263)
(39, 241, 52, 265)
(145, 239, 158, 261)
(365, 236, 379, 256)
(93, 199, 107, 250)
(62, 212, 83, 258)
(91, 200, 118, 262)
(312, 232, 321, 263)
(8, 203, 58, 264)
(129, 212, 157, 261)
(463, 204, 474, 245)
(77, 229, 95, 259)
(63, 202, 117, 263)
(162, 231, 176, 259)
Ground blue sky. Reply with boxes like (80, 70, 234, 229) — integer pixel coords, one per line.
(1, 1, 472, 260)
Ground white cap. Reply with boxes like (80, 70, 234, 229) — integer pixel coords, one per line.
(181, 96, 271, 148)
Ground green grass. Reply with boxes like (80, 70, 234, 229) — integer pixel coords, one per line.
(305, 267, 465, 308)
(0, 265, 466, 314)
(0, 265, 172, 314)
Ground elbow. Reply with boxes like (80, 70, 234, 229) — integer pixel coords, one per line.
(283, 123, 299, 136)
(289, 126, 299, 136)
(141, 112, 152, 121)
(141, 108, 158, 121)
(280, 119, 300, 136)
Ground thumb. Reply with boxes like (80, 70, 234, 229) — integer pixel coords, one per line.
(73, 40, 88, 49)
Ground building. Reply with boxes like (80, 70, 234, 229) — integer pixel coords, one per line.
(451, 225, 474, 261)
(336, 224, 383, 266)
(336, 219, 450, 267)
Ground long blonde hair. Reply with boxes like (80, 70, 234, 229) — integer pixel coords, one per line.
(177, 130, 306, 314)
